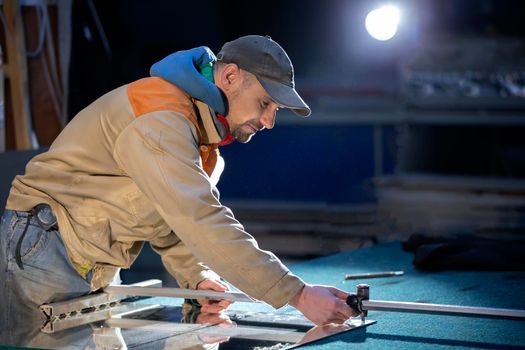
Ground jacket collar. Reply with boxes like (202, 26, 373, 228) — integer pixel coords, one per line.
(194, 100, 233, 145)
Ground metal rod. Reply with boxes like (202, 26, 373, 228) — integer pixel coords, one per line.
(362, 300, 525, 320)
(41, 303, 161, 334)
(345, 271, 404, 280)
(104, 285, 256, 303)
(40, 279, 163, 320)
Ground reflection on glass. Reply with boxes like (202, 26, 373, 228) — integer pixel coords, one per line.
(0, 299, 373, 349)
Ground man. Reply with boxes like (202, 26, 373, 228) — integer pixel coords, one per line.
(0, 35, 356, 334)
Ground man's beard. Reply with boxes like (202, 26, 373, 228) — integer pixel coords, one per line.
(232, 127, 254, 144)
(231, 120, 262, 144)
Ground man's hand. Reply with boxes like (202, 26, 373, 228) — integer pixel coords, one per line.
(195, 312, 235, 344)
(196, 279, 232, 313)
(289, 284, 358, 325)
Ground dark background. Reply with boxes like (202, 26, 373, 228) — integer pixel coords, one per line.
(67, 0, 525, 205)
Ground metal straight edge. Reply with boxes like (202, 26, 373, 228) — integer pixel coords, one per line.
(363, 300, 525, 320)
(103, 285, 257, 303)
(40, 292, 116, 320)
(40, 279, 163, 319)
(41, 303, 162, 334)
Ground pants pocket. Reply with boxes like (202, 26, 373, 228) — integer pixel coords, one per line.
(8, 213, 49, 264)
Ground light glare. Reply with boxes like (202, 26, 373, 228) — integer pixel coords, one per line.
(365, 5, 400, 41)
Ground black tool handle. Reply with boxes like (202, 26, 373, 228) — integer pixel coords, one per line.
(346, 294, 362, 314)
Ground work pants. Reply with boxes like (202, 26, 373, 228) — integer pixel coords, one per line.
(0, 209, 92, 346)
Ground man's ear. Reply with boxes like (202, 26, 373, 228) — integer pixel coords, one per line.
(218, 63, 241, 92)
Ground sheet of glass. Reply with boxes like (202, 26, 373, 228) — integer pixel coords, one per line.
(0, 299, 375, 349)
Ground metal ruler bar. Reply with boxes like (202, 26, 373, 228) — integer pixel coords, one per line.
(103, 285, 256, 303)
(41, 303, 161, 334)
(363, 300, 525, 320)
(40, 279, 162, 319)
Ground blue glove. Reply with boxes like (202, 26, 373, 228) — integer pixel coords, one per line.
(150, 46, 227, 116)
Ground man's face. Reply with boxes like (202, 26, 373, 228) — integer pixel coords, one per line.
(219, 67, 280, 143)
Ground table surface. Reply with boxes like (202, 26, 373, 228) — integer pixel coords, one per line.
(1, 242, 524, 349)
(290, 242, 525, 350)
(136, 242, 525, 349)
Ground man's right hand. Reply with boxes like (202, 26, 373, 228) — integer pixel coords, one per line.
(288, 284, 358, 325)
(196, 278, 232, 314)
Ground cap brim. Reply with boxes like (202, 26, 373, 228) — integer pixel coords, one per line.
(258, 77, 311, 117)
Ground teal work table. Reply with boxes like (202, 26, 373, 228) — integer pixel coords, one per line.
(139, 242, 525, 349)
(1, 242, 524, 349)
(289, 242, 525, 349)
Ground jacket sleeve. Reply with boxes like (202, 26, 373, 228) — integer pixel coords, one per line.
(113, 111, 304, 308)
(209, 153, 224, 188)
(149, 231, 220, 289)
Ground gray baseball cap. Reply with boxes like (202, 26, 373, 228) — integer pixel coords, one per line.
(217, 35, 311, 117)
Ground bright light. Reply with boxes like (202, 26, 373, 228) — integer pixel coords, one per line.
(365, 5, 400, 41)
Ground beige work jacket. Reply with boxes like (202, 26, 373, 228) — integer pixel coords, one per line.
(6, 77, 304, 308)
